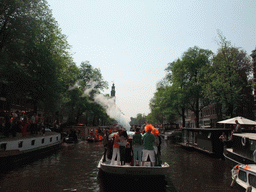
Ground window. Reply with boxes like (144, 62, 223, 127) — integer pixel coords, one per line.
(249, 174, 256, 188)
(56, 136, 58, 141)
(41, 138, 45, 144)
(0, 143, 7, 150)
(50, 137, 52, 142)
(18, 141, 23, 148)
(238, 170, 247, 182)
(31, 140, 35, 146)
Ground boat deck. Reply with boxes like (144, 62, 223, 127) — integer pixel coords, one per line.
(0, 132, 59, 142)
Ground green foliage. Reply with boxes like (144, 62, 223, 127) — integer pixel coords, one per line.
(164, 46, 213, 127)
(0, 0, 77, 113)
(131, 113, 147, 125)
(202, 34, 253, 118)
(151, 33, 254, 127)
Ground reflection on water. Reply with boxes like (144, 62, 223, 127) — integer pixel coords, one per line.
(0, 140, 239, 192)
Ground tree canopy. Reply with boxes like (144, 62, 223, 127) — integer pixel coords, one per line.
(147, 34, 254, 127)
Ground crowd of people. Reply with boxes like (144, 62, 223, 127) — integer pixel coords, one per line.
(102, 124, 162, 167)
(0, 111, 58, 138)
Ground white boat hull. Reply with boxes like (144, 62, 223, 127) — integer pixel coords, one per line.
(98, 156, 169, 176)
(231, 164, 256, 191)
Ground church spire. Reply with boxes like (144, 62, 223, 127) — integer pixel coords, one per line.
(111, 83, 115, 97)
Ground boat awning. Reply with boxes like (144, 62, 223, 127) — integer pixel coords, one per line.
(217, 116, 256, 125)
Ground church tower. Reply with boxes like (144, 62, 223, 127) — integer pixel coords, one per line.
(111, 83, 116, 103)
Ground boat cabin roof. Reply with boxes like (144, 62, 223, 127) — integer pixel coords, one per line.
(233, 133, 256, 140)
(239, 164, 256, 174)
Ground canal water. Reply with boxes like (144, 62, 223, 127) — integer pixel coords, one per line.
(0, 140, 240, 192)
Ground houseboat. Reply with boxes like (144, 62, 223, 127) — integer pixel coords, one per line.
(0, 132, 61, 168)
(224, 133, 256, 168)
(179, 127, 231, 157)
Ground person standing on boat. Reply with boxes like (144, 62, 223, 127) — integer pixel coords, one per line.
(110, 131, 121, 165)
(234, 120, 241, 133)
(132, 127, 143, 166)
(142, 124, 155, 167)
(151, 128, 161, 166)
(102, 129, 109, 162)
(230, 120, 242, 141)
(125, 141, 133, 165)
(3, 113, 11, 137)
(30, 113, 36, 135)
(119, 130, 128, 165)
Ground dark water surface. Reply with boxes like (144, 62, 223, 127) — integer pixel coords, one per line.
(0, 140, 239, 192)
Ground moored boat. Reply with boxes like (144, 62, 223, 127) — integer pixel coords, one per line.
(179, 127, 231, 157)
(224, 133, 256, 168)
(159, 129, 182, 141)
(0, 132, 61, 168)
(231, 164, 256, 191)
(86, 136, 103, 142)
(97, 156, 169, 177)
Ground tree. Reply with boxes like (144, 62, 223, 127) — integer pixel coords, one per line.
(203, 34, 253, 119)
(0, 0, 76, 114)
(64, 61, 109, 125)
(165, 46, 213, 127)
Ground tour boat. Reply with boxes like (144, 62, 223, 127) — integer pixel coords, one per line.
(97, 156, 169, 177)
(231, 164, 256, 191)
(0, 132, 61, 167)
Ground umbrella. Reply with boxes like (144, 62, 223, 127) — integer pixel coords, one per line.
(109, 131, 135, 139)
(217, 116, 256, 125)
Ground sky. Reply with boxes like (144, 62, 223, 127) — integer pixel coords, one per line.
(47, 0, 256, 118)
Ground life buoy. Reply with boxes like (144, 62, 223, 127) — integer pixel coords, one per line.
(241, 137, 246, 146)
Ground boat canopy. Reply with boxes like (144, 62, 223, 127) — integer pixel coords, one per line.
(217, 116, 256, 125)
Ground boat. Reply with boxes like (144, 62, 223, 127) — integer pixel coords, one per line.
(224, 133, 256, 168)
(160, 129, 182, 141)
(217, 116, 256, 168)
(179, 127, 231, 157)
(63, 129, 78, 143)
(231, 164, 256, 191)
(97, 130, 169, 177)
(86, 135, 103, 142)
(97, 156, 169, 177)
(0, 132, 61, 167)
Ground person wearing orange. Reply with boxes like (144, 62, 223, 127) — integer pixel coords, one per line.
(110, 131, 121, 165)
(22, 115, 28, 137)
(151, 127, 161, 166)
